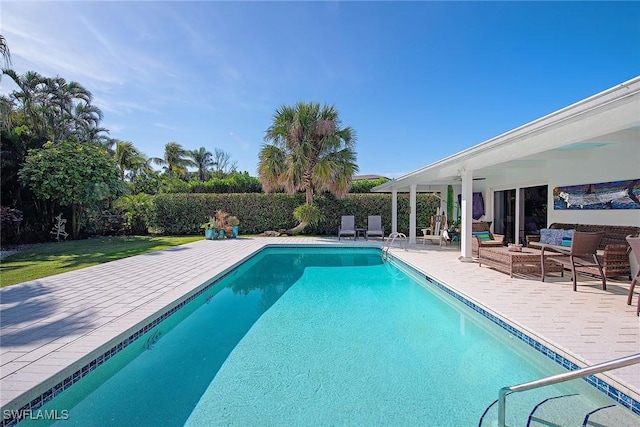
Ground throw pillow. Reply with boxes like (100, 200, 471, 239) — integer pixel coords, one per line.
(540, 228, 564, 245)
(472, 231, 491, 241)
(560, 229, 575, 247)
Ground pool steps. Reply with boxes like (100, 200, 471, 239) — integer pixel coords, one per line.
(529, 394, 636, 426)
(478, 387, 639, 426)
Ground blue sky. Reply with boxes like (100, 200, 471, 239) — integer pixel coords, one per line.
(2, 1, 639, 178)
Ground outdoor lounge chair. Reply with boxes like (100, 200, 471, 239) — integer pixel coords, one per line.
(421, 214, 447, 246)
(540, 231, 606, 291)
(625, 235, 640, 316)
(365, 215, 384, 240)
(338, 215, 356, 240)
(471, 221, 504, 256)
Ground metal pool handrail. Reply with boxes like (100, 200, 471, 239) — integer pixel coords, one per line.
(382, 232, 407, 259)
(497, 352, 640, 427)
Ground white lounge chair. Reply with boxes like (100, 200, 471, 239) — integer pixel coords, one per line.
(365, 215, 384, 240)
(338, 215, 356, 240)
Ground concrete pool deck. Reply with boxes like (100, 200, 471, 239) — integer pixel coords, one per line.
(0, 237, 638, 415)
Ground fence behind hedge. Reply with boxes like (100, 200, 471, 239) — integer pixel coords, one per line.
(151, 193, 441, 236)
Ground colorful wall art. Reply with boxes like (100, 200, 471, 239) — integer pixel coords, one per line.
(553, 179, 640, 210)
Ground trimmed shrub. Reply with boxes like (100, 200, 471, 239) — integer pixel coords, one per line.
(150, 193, 440, 236)
(114, 193, 154, 235)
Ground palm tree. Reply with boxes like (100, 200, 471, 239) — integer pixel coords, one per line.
(258, 102, 358, 233)
(112, 140, 148, 180)
(190, 147, 214, 181)
(1, 35, 12, 78)
(3, 70, 104, 144)
(153, 142, 194, 177)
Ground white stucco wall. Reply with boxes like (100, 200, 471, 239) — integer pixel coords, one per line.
(545, 143, 639, 227)
(471, 142, 640, 228)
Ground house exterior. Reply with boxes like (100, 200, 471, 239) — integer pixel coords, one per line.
(371, 76, 640, 261)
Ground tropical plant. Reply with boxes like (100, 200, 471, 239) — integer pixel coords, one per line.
(200, 210, 238, 238)
(200, 216, 217, 230)
(293, 203, 323, 226)
(0, 34, 11, 77)
(214, 209, 230, 232)
(153, 142, 194, 178)
(111, 139, 151, 181)
(113, 193, 153, 235)
(2, 70, 106, 145)
(258, 102, 358, 234)
(20, 140, 125, 238)
(190, 147, 214, 181)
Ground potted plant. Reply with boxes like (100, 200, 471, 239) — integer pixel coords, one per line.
(227, 216, 240, 238)
(214, 210, 228, 239)
(200, 217, 217, 240)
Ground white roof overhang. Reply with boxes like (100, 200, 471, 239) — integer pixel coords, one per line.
(371, 76, 640, 193)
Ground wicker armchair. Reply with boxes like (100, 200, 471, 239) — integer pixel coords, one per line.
(540, 231, 606, 291)
(528, 223, 639, 279)
(626, 235, 640, 316)
(471, 221, 504, 257)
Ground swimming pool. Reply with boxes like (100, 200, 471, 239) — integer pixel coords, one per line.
(17, 247, 633, 426)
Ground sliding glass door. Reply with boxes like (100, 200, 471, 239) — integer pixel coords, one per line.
(494, 185, 548, 245)
(494, 189, 516, 244)
(520, 185, 548, 242)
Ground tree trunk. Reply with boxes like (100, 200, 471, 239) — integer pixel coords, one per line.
(302, 169, 314, 204)
(287, 221, 308, 235)
(71, 204, 81, 239)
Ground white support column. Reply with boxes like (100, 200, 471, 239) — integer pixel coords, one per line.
(459, 170, 474, 262)
(410, 184, 417, 244)
(391, 189, 398, 234)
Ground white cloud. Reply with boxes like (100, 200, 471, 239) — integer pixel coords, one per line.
(154, 123, 179, 132)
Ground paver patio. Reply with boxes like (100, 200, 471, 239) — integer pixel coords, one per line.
(0, 237, 638, 415)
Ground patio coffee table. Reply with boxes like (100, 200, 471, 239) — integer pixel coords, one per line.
(478, 246, 564, 278)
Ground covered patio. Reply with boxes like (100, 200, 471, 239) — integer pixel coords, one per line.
(371, 76, 640, 261)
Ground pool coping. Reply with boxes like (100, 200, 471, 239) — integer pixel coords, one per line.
(1, 240, 638, 425)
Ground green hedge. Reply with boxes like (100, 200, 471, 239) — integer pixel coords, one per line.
(151, 193, 441, 236)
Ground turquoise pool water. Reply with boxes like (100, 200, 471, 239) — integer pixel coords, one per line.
(29, 247, 620, 426)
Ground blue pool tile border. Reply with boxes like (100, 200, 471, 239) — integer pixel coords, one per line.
(386, 252, 640, 417)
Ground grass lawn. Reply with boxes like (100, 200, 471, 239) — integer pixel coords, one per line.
(0, 235, 203, 287)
